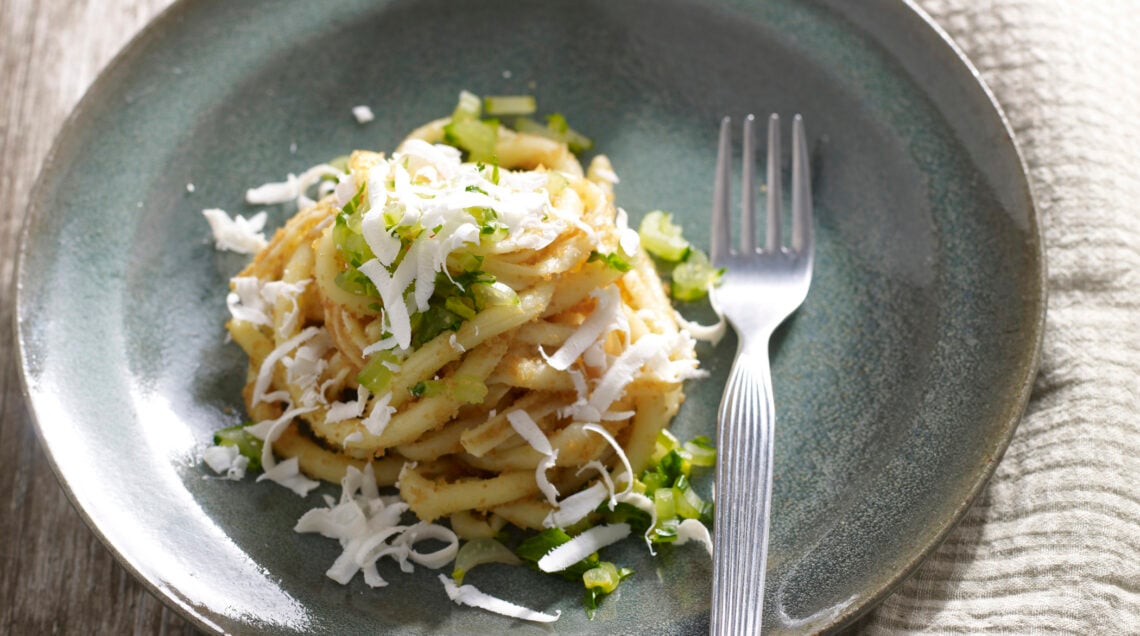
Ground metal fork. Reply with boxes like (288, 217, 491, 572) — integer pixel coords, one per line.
(709, 114, 813, 636)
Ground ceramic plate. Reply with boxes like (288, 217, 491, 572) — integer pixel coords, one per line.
(16, 0, 1044, 633)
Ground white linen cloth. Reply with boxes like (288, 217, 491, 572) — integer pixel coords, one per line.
(860, 1, 1140, 633)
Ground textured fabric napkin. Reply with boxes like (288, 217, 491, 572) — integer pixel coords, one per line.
(858, 1, 1140, 633)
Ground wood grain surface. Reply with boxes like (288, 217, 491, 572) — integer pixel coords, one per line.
(0, 1, 193, 633)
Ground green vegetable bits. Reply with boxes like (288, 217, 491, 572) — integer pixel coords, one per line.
(637, 210, 723, 301)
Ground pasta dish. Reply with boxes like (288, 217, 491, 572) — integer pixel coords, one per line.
(204, 95, 718, 620)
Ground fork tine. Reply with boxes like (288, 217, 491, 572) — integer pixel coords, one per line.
(740, 115, 756, 254)
(710, 117, 732, 264)
(791, 114, 813, 254)
(765, 114, 782, 253)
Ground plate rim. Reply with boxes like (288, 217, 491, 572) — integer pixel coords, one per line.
(12, 0, 1047, 633)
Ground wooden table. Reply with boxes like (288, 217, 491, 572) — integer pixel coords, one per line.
(0, 1, 197, 632)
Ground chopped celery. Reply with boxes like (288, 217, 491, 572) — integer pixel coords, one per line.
(357, 351, 399, 394)
(444, 118, 499, 163)
(640, 471, 669, 495)
(333, 217, 373, 267)
(671, 249, 724, 301)
(634, 433, 717, 545)
(546, 171, 569, 196)
(511, 115, 594, 154)
(582, 561, 633, 619)
(449, 374, 489, 404)
(410, 375, 487, 404)
(334, 268, 379, 298)
(583, 561, 623, 594)
(471, 281, 519, 308)
(444, 296, 477, 320)
(599, 502, 653, 535)
(452, 90, 482, 121)
(638, 210, 691, 262)
(327, 154, 351, 174)
(682, 436, 717, 467)
(454, 252, 485, 273)
(654, 487, 677, 521)
(478, 223, 508, 243)
(587, 250, 632, 273)
(650, 428, 680, 464)
(451, 538, 521, 585)
(465, 206, 498, 226)
(659, 449, 691, 482)
(674, 486, 704, 520)
(512, 116, 552, 137)
(213, 424, 263, 471)
(484, 95, 537, 116)
(652, 518, 680, 543)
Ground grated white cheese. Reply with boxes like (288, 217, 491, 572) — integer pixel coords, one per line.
(325, 385, 370, 424)
(361, 392, 396, 437)
(251, 327, 322, 406)
(334, 173, 358, 208)
(202, 444, 248, 480)
(202, 208, 268, 254)
(615, 207, 640, 256)
(544, 287, 622, 371)
(260, 456, 320, 497)
(439, 574, 560, 623)
(537, 523, 631, 573)
(544, 481, 608, 529)
(245, 404, 319, 496)
(615, 491, 658, 553)
(506, 410, 559, 506)
(294, 464, 461, 589)
(582, 424, 634, 501)
(352, 105, 375, 124)
(675, 518, 714, 556)
(673, 304, 727, 346)
(567, 334, 666, 423)
(246, 163, 346, 209)
(225, 277, 310, 335)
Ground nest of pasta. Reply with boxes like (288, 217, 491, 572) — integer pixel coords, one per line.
(226, 119, 702, 537)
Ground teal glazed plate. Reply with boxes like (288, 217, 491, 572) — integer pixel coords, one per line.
(16, 0, 1044, 633)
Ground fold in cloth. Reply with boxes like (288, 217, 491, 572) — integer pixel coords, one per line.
(859, 1, 1140, 633)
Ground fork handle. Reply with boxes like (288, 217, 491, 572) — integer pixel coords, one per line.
(710, 336, 776, 636)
